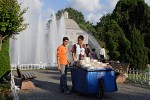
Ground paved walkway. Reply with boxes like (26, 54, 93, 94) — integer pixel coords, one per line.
(14, 69, 150, 100)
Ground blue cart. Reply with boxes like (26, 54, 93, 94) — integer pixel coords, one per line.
(71, 67, 117, 98)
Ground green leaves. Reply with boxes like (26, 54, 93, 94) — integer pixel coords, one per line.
(56, 7, 85, 25)
(95, 0, 149, 69)
(0, 40, 10, 77)
(0, 0, 28, 40)
(127, 27, 148, 69)
(102, 20, 124, 60)
(112, 0, 149, 69)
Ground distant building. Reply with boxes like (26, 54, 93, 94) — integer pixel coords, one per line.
(63, 11, 88, 61)
(64, 11, 88, 45)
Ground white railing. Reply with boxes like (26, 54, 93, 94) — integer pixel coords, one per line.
(10, 64, 51, 70)
(11, 69, 19, 100)
(127, 67, 150, 85)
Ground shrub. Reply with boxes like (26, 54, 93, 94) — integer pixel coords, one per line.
(0, 40, 11, 77)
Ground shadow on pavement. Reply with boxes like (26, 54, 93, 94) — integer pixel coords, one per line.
(16, 70, 150, 100)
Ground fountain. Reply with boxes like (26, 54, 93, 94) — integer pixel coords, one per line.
(9, 9, 67, 69)
(46, 12, 66, 66)
(9, 1, 101, 69)
(46, 12, 58, 66)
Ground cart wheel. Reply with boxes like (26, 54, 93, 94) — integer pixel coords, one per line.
(96, 80, 104, 98)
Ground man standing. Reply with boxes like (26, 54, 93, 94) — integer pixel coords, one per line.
(71, 35, 85, 92)
(100, 46, 106, 62)
(85, 44, 90, 57)
(57, 37, 71, 95)
(71, 35, 86, 62)
(90, 48, 98, 60)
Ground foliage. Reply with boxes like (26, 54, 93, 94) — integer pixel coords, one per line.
(0, 0, 28, 50)
(126, 27, 148, 69)
(112, 0, 150, 63)
(93, 14, 112, 44)
(56, 7, 85, 24)
(0, 0, 28, 37)
(96, 18, 130, 60)
(0, 40, 10, 77)
(95, 0, 149, 69)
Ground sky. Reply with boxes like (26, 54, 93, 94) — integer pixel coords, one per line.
(19, 0, 150, 25)
(41, 0, 150, 24)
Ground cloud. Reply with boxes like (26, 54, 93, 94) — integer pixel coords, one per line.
(99, 0, 119, 14)
(87, 0, 150, 24)
(68, 0, 101, 12)
(145, 0, 150, 5)
(87, 13, 103, 25)
(67, 0, 119, 24)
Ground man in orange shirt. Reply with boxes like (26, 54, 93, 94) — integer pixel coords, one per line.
(57, 37, 71, 95)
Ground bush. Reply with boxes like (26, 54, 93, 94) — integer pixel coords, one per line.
(0, 40, 11, 77)
(127, 27, 148, 69)
(0, 84, 13, 100)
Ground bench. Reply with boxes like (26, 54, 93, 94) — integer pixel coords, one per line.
(110, 63, 130, 74)
(110, 63, 130, 83)
(16, 67, 36, 89)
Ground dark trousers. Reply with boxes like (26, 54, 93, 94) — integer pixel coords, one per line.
(59, 65, 68, 91)
(100, 54, 104, 62)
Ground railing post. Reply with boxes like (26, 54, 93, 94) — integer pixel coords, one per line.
(136, 69, 138, 83)
(133, 68, 135, 82)
(148, 67, 150, 85)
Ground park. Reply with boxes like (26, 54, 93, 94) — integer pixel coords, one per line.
(0, 0, 150, 100)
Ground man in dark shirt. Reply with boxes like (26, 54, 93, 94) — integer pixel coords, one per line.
(85, 44, 90, 57)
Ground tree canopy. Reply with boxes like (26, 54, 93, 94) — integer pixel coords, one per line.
(95, 0, 149, 69)
(126, 27, 148, 69)
(56, 7, 85, 24)
(0, 0, 28, 50)
(0, 0, 28, 77)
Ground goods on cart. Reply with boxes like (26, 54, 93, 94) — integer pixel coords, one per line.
(74, 57, 111, 69)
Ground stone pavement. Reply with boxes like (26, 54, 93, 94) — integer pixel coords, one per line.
(13, 69, 150, 100)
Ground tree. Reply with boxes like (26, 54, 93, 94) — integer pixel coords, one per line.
(0, 40, 10, 77)
(0, 0, 28, 78)
(112, 0, 150, 63)
(0, 0, 28, 50)
(95, 0, 150, 69)
(56, 7, 85, 24)
(96, 18, 130, 60)
(95, 14, 112, 41)
(127, 27, 148, 69)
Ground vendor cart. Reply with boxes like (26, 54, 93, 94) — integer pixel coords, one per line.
(71, 67, 117, 98)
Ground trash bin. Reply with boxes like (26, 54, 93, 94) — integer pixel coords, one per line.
(71, 67, 117, 97)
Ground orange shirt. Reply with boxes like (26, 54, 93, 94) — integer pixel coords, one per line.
(57, 44, 68, 65)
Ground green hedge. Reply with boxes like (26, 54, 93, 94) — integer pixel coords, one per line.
(0, 40, 11, 77)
